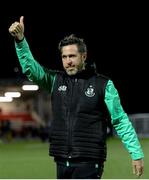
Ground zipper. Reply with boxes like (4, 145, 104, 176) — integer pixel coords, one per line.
(67, 78, 77, 158)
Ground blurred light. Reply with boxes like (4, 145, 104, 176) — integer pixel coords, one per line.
(0, 96, 13, 102)
(5, 92, 21, 98)
(22, 85, 39, 91)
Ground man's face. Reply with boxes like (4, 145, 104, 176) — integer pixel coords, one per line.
(61, 44, 86, 76)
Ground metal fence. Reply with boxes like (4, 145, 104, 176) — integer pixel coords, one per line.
(129, 113, 149, 138)
(112, 113, 149, 138)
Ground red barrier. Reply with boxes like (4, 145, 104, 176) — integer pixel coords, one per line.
(0, 113, 34, 121)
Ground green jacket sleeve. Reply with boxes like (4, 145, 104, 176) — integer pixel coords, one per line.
(104, 80, 144, 160)
(15, 38, 56, 93)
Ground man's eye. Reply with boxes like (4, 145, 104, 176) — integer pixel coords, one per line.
(69, 55, 75, 58)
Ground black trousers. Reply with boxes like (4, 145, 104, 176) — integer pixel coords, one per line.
(56, 160, 104, 179)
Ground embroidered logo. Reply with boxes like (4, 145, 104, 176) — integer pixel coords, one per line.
(58, 85, 67, 91)
(85, 85, 95, 97)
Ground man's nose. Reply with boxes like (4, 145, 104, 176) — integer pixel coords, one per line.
(67, 58, 72, 65)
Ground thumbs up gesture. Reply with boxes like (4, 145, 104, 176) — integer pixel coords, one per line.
(9, 16, 24, 41)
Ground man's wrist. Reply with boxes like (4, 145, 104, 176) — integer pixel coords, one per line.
(15, 36, 24, 43)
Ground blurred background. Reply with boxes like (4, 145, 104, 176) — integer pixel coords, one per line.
(0, 3, 149, 178)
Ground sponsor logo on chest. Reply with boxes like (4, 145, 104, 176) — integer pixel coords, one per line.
(58, 85, 67, 91)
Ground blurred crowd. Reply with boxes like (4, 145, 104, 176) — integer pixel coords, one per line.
(0, 120, 50, 143)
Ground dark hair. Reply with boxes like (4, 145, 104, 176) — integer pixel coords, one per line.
(58, 34, 87, 53)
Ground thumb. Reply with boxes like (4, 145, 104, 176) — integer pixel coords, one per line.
(20, 16, 24, 26)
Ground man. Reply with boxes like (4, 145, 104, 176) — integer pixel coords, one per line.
(9, 16, 144, 179)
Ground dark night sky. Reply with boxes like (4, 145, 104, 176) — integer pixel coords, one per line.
(0, 4, 148, 114)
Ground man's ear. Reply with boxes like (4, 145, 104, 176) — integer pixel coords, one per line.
(82, 52, 87, 62)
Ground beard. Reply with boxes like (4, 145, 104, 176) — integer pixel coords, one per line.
(65, 62, 85, 76)
(65, 67, 79, 76)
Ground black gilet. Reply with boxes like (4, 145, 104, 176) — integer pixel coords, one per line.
(49, 69, 110, 161)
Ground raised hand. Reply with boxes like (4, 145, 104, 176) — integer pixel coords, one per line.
(8, 16, 24, 41)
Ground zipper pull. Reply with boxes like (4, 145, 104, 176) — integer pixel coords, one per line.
(66, 160, 70, 167)
(95, 163, 99, 168)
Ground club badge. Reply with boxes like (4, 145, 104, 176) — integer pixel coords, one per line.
(85, 85, 95, 97)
